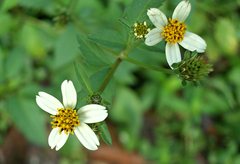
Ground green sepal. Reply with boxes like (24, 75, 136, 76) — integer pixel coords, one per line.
(192, 50, 198, 56)
(173, 68, 180, 74)
(184, 50, 190, 60)
(171, 63, 179, 69)
(182, 80, 187, 87)
(193, 81, 198, 87)
(98, 121, 112, 145)
(73, 61, 93, 95)
(199, 79, 205, 86)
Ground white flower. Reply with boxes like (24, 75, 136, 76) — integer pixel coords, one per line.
(145, 1, 207, 68)
(36, 80, 108, 151)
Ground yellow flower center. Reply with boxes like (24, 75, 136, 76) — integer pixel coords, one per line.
(51, 107, 80, 135)
(162, 18, 187, 44)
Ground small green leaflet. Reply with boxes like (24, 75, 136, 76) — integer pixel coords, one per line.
(73, 61, 93, 95)
(99, 121, 112, 145)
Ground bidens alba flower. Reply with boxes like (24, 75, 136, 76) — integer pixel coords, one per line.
(145, 1, 207, 68)
(36, 80, 108, 151)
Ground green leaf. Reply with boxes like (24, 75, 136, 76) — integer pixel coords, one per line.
(5, 47, 26, 79)
(54, 24, 79, 69)
(123, 0, 165, 26)
(73, 61, 93, 95)
(6, 95, 46, 146)
(77, 34, 111, 67)
(87, 29, 127, 52)
(118, 18, 131, 29)
(99, 121, 112, 145)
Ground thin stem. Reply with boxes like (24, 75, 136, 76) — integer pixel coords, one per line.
(122, 40, 142, 55)
(121, 56, 174, 74)
(97, 58, 122, 93)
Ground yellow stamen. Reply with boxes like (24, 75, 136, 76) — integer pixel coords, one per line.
(162, 18, 187, 44)
(51, 107, 80, 135)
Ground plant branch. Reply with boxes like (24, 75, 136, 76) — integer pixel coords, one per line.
(121, 56, 174, 74)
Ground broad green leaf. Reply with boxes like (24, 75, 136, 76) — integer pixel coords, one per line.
(6, 95, 46, 146)
(5, 47, 26, 79)
(88, 29, 127, 52)
(99, 121, 112, 145)
(77, 34, 111, 67)
(54, 24, 79, 69)
(73, 61, 93, 95)
(123, 0, 165, 26)
(18, 0, 52, 8)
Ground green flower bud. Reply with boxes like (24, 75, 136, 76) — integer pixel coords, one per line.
(172, 51, 213, 86)
(133, 21, 151, 39)
(86, 93, 103, 105)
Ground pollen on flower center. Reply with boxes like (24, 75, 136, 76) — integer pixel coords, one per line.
(162, 18, 187, 44)
(51, 107, 80, 135)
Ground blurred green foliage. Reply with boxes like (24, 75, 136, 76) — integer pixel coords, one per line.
(0, 0, 240, 163)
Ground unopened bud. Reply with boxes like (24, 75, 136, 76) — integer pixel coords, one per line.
(172, 51, 213, 86)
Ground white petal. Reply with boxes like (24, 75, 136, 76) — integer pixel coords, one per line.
(77, 104, 106, 114)
(179, 31, 207, 52)
(78, 104, 108, 123)
(145, 28, 165, 46)
(36, 92, 63, 115)
(166, 42, 181, 68)
(80, 111, 108, 123)
(48, 127, 69, 150)
(172, 1, 191, 22)
(61, 80, 77, 109)
(74, 122, 99, 150)
(147, 8, 168, 28)
(55, 133, 69, 151)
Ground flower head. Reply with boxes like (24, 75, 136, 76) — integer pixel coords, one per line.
(145, 1, 207, 68)
(36, 80, 108, 151)
(133, 21, 151, 39)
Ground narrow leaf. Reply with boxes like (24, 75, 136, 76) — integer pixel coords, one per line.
(77, 34, 111, 67)
(99, 121, 112, 145)
(73, 61, 93, 95)
(87, 29, 127, 52)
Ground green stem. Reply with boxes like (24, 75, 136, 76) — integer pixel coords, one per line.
(97, 58, 122, 93)
(121, 56, 174, 74)
(122, 40, 142, 55)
